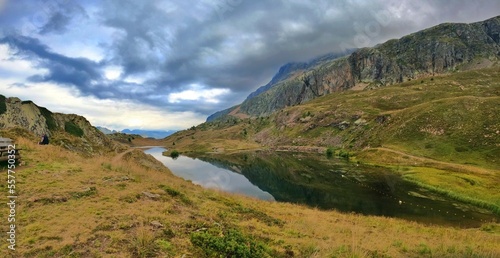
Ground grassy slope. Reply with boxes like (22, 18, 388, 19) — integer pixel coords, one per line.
(165, 67, 500, 216)
(0, 132, 498, 257)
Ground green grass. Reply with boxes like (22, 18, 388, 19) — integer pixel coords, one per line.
(402, 167, 500, 215)
(190, 227, 274, 258)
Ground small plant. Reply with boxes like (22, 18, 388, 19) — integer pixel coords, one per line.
(130, 227, 157, 258)
(326, 148, 334, 158)
(70, 187, 97, 199)
(161, 185, 181, 197)
(102, 163, 112, 170)
(170, 150, 180, 159)
(338, 150, 350, 159)
(155, 239, 174, 254)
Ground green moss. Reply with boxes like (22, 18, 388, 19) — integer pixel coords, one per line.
(65, 121, 84, 137)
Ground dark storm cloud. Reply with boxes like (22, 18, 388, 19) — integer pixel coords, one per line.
(0, 34, 102, 90)
(38, 12, 72, 35)
(96, 0, 500, 107)
(2, 0, 500, 117)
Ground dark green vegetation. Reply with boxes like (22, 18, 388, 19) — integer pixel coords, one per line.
(38, 106, 57, 131)
(0, 94, 6, 115)
(190, 228, 273, 258)
(64, 121, 84, 137)
(170, 150, 180, 159)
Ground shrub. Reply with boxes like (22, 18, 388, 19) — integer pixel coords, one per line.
(190, 228, 272, 258)
(338, 150, 350, 159)
(65, 121, 84, 137)
(170, 150, 180, 159)
(326, 148, 334, 158)
(160, 185, 181, 197)
(0, 95, 6, 115)
(39, 107, 57, 130)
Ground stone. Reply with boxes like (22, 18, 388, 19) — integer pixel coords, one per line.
(354, 119, 367, 126)
(150, 221, 164, 228)
(142, 191, 161, 200)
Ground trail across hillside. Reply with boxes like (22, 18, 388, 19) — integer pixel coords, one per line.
(371, 147, 497, 175)
(112, 146, 164, 163)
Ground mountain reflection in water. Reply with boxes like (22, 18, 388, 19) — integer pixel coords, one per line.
(145, 148, 498, 228)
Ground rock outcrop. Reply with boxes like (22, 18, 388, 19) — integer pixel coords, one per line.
(0, 95, 121, 154)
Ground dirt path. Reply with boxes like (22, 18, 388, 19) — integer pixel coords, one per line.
(111, 148, 136, 163)
(111, 146, 163, 163)
(371, 147, 497, 175)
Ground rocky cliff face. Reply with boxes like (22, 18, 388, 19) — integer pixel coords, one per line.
(207, 50, 356, 121)
(0, 96, 121, 154)
(232, 15, 500, 117)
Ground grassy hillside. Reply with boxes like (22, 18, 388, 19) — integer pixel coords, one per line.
(0, 129, 499, 257)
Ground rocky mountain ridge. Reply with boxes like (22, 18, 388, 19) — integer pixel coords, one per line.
(0, 95, 122, 155)
(211, 15, 500, 118)
(207, 50, 355, 122)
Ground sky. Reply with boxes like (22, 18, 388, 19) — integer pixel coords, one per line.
(0, 0, 499, 131)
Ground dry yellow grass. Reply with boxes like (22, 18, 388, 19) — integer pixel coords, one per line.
(0, 136, 498, 257)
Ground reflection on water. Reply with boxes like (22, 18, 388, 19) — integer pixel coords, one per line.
(145, 148, 274, 201)
(146, 148, 498, 228)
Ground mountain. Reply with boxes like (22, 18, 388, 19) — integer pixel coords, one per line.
(96, 126, 175, 139)
(0, 96, 122, 155)
(210, 15, 500, 119)
(245, 50, 357, 101)
(207, 50, 356, 122)
(121, 129, 175, 139)
(96, 126, 118, 135)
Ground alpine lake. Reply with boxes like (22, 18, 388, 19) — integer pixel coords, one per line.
(144, 147, 498, 228)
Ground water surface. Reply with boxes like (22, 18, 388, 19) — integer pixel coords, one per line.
(145, 147, 274, 201)
(145, 148, 498, 227)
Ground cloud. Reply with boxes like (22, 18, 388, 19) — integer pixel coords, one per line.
(0, 34, 103, 92)
(168, 84, 230, 104)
